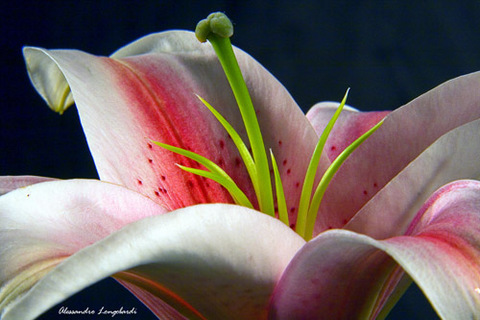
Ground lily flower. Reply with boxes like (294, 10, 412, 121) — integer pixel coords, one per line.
(2, 12, 480, 319)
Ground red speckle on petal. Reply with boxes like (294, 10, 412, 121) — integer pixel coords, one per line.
(159, 187, 168, 194)
(278, 140, 283, 146)
(187, 180, 194, 188)
(295, 182, 300, 188)
(363, 190, 368, 195)
(290, 207, 296, 214)
(373, 182, 378, 188)
(282, 159, 287, 166)
(235, 157, 242, 167)
(161, 175, 166, 181)
(327, 226, 333, 230)
(342, 219, 348, 225)
(219, 140, 225, 149)
(218, 158, 225, 167)
(148, 158, 153, 164)
(137, 179, 143, 185)
(330, 145, 337, 151)
(147, 143, 153, 149)
(290, 223, 296, 229)
(154, 190, 160, 196)
(287, 169, 291, 175)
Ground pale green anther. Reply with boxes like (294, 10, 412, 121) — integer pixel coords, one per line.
(195, 12, 234, 43)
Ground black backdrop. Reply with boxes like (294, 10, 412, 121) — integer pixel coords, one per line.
(2, 1, 480, 319)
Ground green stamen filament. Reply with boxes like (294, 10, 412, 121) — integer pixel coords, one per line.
(303, 119, 384, 240)
(196, 95, 260, 200)
(176, 164, 253, 208)
(196, 13, 274, 216)
(270, 150, 289, 226)
(152, 141, 253, 208)
(295, 89, 350, 237)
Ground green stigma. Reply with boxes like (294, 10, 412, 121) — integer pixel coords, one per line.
(155, 12, 383, 240)
(195, 12, 234, 43)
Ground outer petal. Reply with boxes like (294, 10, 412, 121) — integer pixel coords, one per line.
(313, 72, 480, 233)
(346, 118, 480, 238)
(270, 180, 480, 319)
(2, 203, 305, 320)
(23, 31, 319, 214)
(0, 179, 167, 317)
(0, 175, 56, 195)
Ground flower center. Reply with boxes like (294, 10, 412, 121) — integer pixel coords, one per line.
(154, 12, 383, 240)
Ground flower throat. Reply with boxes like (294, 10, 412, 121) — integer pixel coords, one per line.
(154, 12, 383, 240)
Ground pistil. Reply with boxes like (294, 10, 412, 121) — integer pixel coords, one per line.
(196, 12, 274, 216)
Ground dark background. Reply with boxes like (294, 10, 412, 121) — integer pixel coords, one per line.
(2, 0, 480, 319)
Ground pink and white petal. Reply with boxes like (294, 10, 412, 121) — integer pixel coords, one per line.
(315, 71, 480, 233)
(270, 180, 480, 319)
(0, 175, 57, 195)
(346, 118, 480, 239)
(306, 102, 389, 161)
(112, 32, 322, 216)
(269, 230, 397, 319)
(23, 31, 318, 213)
(0, 179, 167, 315)
(2, 204, 305, 320)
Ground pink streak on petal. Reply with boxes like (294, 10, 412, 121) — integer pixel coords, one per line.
(83, 56, 239, 210)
